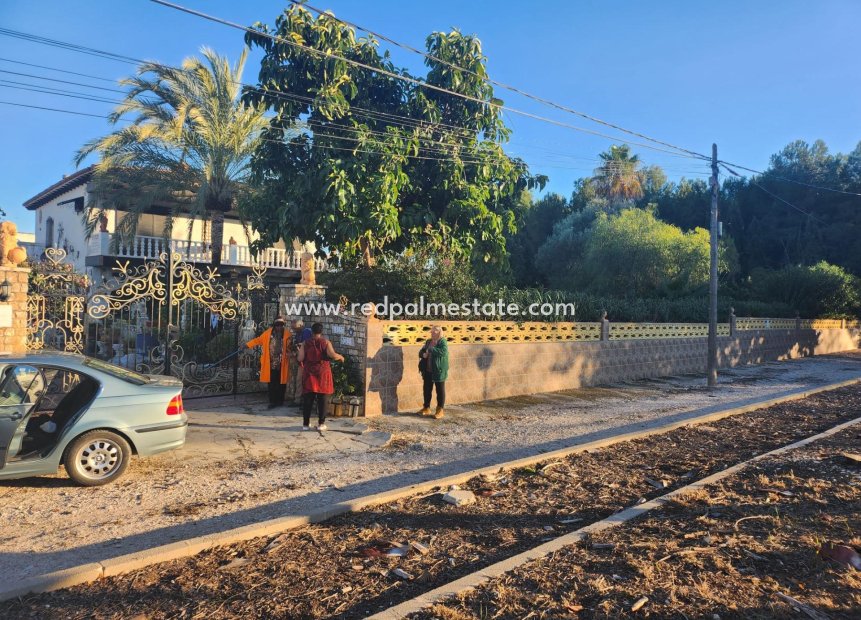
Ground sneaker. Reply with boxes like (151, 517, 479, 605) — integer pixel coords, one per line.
(418, 407, 431, 416)
(434, 407, 445, 419)
(302, 425, 311, 431)
(317, 424, 328, 431)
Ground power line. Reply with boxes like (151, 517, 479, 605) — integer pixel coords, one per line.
(0, 37, 528, 145)
(720, 163, 824, 223)
(0, 27, 140, 64)
(298, 1, 711, 161)
(0, 56, 119, 82)
(0, 27, 704, 175)
(0, 68, 125, 92)
(148, 0, 704, 160)
(0, 100, 120, 120)
(718, 159, 861, 198)
(0, 51, 699, 175)
(0, 27, 712, 177)
(0, 98, 550, 168)
(0, 81, 123, 105)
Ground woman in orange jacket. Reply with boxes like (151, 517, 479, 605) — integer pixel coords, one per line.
(246, 317, 292, 408)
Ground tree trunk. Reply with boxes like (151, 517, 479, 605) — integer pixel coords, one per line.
(210, 209, 225, 267)
(359, 235, 375, 268)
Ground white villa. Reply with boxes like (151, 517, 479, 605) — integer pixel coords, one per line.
(22, 166, 325, 282)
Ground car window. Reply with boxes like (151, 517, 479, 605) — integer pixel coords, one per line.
(82, 358, 148, 385)
(0, 365, 45, 406)
(33, 368, 84, 413)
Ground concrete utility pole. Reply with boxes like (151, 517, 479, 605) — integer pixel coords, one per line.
(707, 143, 719, 387)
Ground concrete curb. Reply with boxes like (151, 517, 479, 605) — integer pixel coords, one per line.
(2, 376, 860, 603)
(367, 411, 861, 619)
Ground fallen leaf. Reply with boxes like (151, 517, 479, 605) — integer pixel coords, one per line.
(645, 478, 669, 490)
(409, 541, 430, 555)
(841, 452, 861, 465)
(819, 541, 861, 570)
(218, 558, 251, 571)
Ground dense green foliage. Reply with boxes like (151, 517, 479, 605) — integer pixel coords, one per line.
(500, 140, 861, 319)
(323, 136, 861, 321)
(242, 5, 544, 267)
(743, 262, 861, 318)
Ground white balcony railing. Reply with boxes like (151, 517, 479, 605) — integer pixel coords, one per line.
(90, 233, 326, 271)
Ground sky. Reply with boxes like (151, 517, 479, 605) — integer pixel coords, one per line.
(1, 0, 860, 233)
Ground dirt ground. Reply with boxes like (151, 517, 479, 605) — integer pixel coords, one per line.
(4, 383, 861, 619)
(3, 353, 861, 586)
(416, 430, 861, 620)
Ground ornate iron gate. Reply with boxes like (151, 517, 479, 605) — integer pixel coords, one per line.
(26, 248, 88, 354)
(27, 249, 277, 398)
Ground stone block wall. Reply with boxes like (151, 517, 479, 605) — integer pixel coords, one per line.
(279, 283, 369, 409)
(0, 267, 29, 356)
(363, 326, 860, 415)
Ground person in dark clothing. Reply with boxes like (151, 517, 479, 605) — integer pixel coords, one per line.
(418, 326, 449, 419)
(297, 322, 344, 431)
(287, 319, 313, 405)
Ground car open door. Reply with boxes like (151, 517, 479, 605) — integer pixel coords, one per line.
(0, 365, 43, 468)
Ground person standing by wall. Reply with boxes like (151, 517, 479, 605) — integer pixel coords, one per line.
(418, 325, 449, 419)
(297, 322, 344, 431)
(246, 317, 292, 409)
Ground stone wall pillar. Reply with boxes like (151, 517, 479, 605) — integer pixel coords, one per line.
(729, 307, 737, 337)
(279, 283, 370, 415)
(0, 267, 29, 356)
(600, 311, 610, 341)
(362, 319, 386, 416)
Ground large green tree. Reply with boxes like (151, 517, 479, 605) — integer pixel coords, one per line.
(77, 48, 269, 267)
(242, 4, 544, 267)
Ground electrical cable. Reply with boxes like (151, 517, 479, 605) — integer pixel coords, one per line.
(0, 33, 701, 171)
(0, 56, 119, 82)
(147, 0, 706, 160)
(720, 163, 824, 223)
(0, 55, 697, 173)
(718, 160, 861, 198)
(297, 0, 711, 161)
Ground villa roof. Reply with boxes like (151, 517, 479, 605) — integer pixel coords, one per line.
(23, 166, 95, 210)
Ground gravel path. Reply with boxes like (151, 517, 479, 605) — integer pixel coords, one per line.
(1, 353, 860, 587)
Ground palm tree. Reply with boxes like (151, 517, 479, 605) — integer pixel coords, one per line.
(593, 145, 644, 205)
(76, 48, 269, 267)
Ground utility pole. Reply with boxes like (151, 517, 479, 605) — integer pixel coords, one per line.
(707, 143, 719, 387)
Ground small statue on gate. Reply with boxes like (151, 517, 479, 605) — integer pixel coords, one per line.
(300, 251, 316, 286)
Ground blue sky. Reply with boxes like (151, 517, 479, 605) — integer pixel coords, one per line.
(1, 0, 859, 233)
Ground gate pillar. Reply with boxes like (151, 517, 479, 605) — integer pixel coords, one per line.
(0, 265, 29, 355)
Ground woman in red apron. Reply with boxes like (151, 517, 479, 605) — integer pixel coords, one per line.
(297, 322, 345, 431)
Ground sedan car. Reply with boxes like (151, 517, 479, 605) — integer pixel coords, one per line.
(0, 353, 186, 486)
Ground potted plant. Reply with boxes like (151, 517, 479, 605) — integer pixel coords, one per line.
(332, 355, 363, 416)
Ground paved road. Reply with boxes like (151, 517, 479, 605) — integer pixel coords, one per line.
(1, 352, 860, 586)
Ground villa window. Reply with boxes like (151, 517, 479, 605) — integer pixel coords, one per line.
(45, 217, 54, 248)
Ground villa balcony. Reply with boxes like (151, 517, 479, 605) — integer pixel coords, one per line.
(85, 232, 327, 272)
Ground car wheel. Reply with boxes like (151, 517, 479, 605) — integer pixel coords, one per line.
(63, 430, 131, 486)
